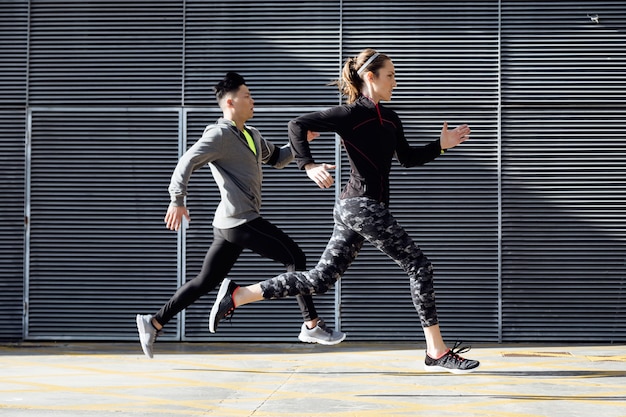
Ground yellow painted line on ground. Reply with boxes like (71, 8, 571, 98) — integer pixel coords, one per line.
(500, 351, 572, 358)
(586, 355, 626, 362)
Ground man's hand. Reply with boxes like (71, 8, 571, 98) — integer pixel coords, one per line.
(164, 204, 190, 231)
(440, 122, 471, 150)
(305, 163, 336, 189)
(307, 131, 320, 142)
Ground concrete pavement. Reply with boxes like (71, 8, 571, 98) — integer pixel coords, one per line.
(1, 341, 625, 416)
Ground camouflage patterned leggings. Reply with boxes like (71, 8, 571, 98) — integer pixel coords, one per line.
(260, 197, 439, 328)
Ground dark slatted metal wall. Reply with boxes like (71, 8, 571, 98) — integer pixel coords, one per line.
(27, 0, 184, 106)
(27, 110, 181, 339)
(501, 1, 626, 342)
(5, 0, 625, 343)
(26, 0, 184, 339)
(0, 0, 28, 341)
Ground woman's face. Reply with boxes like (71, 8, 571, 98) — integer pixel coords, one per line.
(370, 59, 397, 102)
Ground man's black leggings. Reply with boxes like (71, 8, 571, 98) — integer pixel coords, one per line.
(154, 217, 317, 326)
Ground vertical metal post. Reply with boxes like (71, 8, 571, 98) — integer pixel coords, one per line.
(23, 109, 32, 339)
(334, 0, 344, 331)
(176, 107, 187, 341)
(496, 0, 503, 344)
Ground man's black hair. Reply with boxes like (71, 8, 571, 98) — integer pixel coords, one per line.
(214, 72, 246, 101)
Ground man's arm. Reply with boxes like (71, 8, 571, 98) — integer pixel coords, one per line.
(260, 130, 319, 169)
(165, 126, 222, 230)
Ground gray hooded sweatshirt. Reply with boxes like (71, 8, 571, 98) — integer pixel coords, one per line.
(168, 117, 294, 229)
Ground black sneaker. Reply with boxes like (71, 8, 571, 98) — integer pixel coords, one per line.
(209, 278, 238, 333)
(424, 341, 480, 374)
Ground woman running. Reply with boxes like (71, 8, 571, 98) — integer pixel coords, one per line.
(209, 49, 479, 374)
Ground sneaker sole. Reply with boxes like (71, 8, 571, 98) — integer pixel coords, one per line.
(209, 278, 231, 333)
(135, 315, 154, 359)
(298, 332, 347, 346)
(424, 363, 480, 374)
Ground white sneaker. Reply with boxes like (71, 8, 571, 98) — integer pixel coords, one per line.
(298, 318, 346, 345)
(136, 314, 159, 358)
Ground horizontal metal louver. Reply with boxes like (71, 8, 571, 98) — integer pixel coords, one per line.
(0, 0, 28, 341)
(0, 110, 26, 341)
(501, 2, 626, 104)
(501, 109, 626, 342)
(501, 1, 626, 342)
(28, 0, 184, 105)
(27, 110, 181, 339)
(184, 0, 341, 106)
(1, 0, 28, 106)
(340, 1, 501, 341)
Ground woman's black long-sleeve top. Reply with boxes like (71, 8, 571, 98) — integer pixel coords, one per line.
(288, 95, 442, 206)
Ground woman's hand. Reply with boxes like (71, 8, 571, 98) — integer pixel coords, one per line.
(440, 122, 471, 150)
